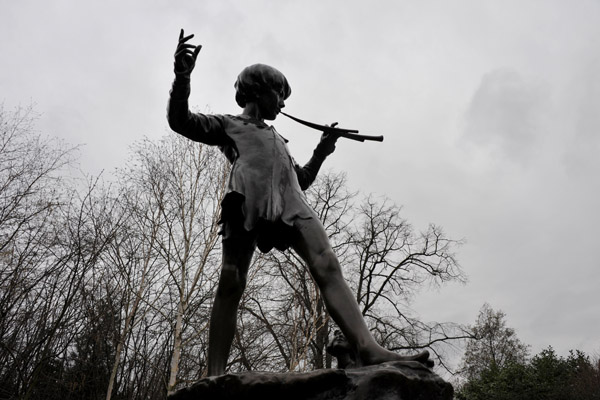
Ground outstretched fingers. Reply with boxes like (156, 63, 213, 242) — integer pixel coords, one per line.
(193, 45, 202, 59)
(176, 28, 201, 56)
(175, 45, 200, 59)
(174, 28, 202, 73)
(179, 28, 195, 43)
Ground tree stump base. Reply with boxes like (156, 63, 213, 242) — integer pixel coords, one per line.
(168, 361, 453, 400)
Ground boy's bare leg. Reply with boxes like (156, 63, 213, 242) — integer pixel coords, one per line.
(206, 232, 256, 376)
(291, 217, 431, 367)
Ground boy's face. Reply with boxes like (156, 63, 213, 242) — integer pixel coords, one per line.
(256, 86, 286, 121)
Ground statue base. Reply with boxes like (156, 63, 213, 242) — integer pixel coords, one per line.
(168, 361, 453, 400)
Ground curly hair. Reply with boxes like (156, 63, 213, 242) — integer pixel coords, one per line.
(234, 64, 292, 108)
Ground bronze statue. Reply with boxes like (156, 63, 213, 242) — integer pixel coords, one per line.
(167, 29, 432, 376)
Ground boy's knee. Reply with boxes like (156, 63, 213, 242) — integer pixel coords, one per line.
(311, 249, 342, 283)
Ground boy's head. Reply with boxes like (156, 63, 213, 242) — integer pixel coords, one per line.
(234, 64, 291, 108)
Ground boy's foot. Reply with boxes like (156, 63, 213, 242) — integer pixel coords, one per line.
(360, 346, 434, 368)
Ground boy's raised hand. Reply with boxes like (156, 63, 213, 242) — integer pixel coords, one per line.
(174, 29, 202, 75)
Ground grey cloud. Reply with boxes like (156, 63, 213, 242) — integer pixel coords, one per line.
(563, 54, 600, 177)
(463, 69, 547, 164)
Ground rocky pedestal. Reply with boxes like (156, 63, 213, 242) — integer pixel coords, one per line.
(168, 361, 453, 400)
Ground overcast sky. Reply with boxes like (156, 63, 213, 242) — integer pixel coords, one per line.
(2, 0, 599, 367)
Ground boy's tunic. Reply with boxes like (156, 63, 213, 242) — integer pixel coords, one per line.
(168, 77, 328, 252)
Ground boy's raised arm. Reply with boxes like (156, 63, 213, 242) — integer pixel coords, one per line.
(168, 30, 225, 146)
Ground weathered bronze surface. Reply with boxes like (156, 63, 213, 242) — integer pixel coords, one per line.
(168, 361, 453, 400)
(167, 29, 431, 377)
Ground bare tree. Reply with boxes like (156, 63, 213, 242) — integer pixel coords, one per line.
(0, 104, 88, 397)
(459, 303, 529, 381)
(349, 193, 469, 372)
(97, 181, 164, 400)
(0, 105, 469, 397)
(110, 135, 228, 394)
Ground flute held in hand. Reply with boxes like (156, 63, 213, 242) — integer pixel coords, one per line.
(280, 112, 384, 142)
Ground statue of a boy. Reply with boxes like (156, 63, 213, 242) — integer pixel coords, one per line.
(167, 29, 431, 376)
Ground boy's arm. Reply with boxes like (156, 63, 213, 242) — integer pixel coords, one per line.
(295, 131, 339, 190)
(167, 30, 225, 146)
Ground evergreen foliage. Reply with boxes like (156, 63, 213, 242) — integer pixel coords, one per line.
(457, 304, 600, 399)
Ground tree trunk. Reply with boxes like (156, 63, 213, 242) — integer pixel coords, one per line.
(168, 300, 185, 394)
